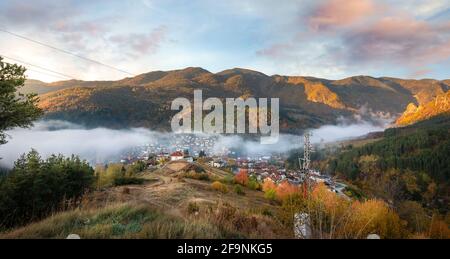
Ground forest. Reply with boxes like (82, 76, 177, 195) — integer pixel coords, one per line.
(325, 114, 449, 213)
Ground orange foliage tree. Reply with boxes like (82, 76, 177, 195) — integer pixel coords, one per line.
(275, 181, 301, 201)
(262, 178, 277, 192)
(235, 169, 249, 186)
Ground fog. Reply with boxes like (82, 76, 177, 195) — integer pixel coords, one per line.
(0, 119, 388, 168)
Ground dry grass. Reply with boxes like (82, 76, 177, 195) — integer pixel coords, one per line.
(0, 162, 291, 239)
(0, 201, 291, 239)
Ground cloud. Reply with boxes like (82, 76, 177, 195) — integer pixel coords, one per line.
(255, 43, 293, 59)
(308, 0, 377, 31)
(110, 25, 168, 57)
(340, 17, 450, 66)
(257, 0, 450, 78)
(0, 0, 77, 26)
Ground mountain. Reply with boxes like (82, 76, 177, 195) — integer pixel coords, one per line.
(396, 91, 450, 126)
(29, 67, 449, 133)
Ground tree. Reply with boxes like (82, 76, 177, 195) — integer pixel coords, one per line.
(234, 169, 249, 186)
(262, 178, 277, 192)
(0, 57, 42, 145)
(0, 150, 94, 228)
(276, 181, 300, 201)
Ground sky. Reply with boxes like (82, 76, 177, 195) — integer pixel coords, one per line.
(0, 0, 449, 82)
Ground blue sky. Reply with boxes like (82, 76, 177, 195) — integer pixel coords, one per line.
(0, 0, 449, 82)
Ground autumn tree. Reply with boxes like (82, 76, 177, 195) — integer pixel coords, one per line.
(262, 178, 277, 192)
(0, 57, 42, 145)
(276, 181, 300, 201)
(234, 169, 249, 186)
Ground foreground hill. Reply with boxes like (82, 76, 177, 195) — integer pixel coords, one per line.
(25, 68, 449, 132)
(0, 161, 291, 239)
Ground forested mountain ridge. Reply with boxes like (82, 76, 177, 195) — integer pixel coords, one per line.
(23, 67, 449, 132)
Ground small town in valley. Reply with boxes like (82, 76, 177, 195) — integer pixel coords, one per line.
(116, 133, 348, 197)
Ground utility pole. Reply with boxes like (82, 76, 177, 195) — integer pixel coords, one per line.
(302, 132, 312, 171)
(299, 131, 313, 190)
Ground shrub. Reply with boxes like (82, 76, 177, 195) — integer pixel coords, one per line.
(247, 177, 261, 191)
(184, 171, 210, 181)
(211, 181, 228, 193)
(429, 215, 450, 239)
(113, 177, 145, 186)
(264, 189, 277, 201)
(234, 185, 245, 195)
(221, 175, 234, 184)
(97, 163, 126, 188)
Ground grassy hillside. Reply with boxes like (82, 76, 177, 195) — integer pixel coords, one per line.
(2, 157, 449, 239)
(0, 161, 291, 239)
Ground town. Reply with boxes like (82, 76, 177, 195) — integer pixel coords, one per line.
(116, 133, 348, 197)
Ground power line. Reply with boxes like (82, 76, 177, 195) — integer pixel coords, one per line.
(1, 54, 76, 79)
(0, 28, 136, 76)
(26, 68, 72, 81)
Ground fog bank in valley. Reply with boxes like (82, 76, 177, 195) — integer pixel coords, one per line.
(0, 119, 387, 168)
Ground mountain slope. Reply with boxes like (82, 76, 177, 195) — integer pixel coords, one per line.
(28, 68, 449, 132)
(396, 91, 450, 126)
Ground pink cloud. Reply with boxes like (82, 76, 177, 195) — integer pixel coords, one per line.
(256, 43, 293, 59)
(110, 25, 168, 56)
(343, 17, 450, 66)
(309, 0, 377, 31)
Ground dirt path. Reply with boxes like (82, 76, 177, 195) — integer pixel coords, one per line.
(89, 161, 278, 218)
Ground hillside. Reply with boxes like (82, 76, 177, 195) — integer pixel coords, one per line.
(0, 161, 291, 239)
(26, 68, 449, 132)
(396, 91, 450, 126)
(325, 114, 450, 212)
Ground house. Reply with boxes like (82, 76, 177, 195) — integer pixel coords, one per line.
(170, 151, 184, 161)
(209, 159, 226, 168)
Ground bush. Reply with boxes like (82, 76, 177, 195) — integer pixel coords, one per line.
(247, 177, 261, 191)
(234, 185, 245, 195)
(113, 177, 145, 186)
(96, 163, 126, 188)
(264, 189, 277, 201)
(211, 181, 228, 193)
(125, 161, 147, 176)
(184, 171, 210, 181)
(221, 175, 234, 184)
(429, 215, 450, 239)
(0, 150, 94, 229)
